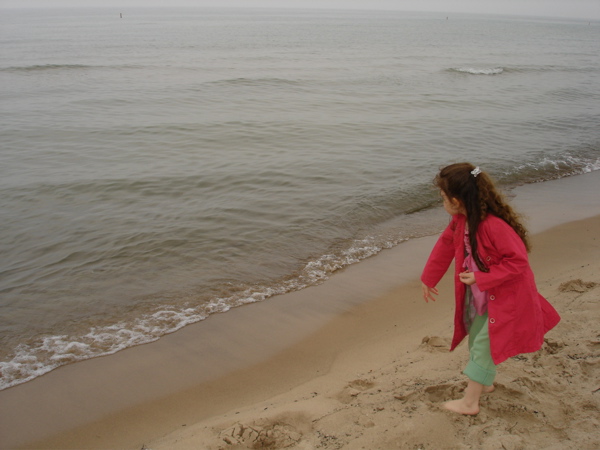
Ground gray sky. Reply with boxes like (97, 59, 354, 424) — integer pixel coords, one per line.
(1, 0, 599, 20)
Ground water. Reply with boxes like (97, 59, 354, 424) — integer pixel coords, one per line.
(1, 8, 599, 390)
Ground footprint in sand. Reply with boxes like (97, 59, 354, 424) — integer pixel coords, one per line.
(542, 337, 566, 355)
(423, 383, 465, 403)
(420, 336, 451, 352)
(219, 415, 308, 449)
(346, 379, 375, 391)
(335, 379, 376, 404)
(508, 377, 543, 394)
(558, 279, 597, 293)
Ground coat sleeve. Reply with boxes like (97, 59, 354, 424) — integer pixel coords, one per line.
(474, 218, 530, 292)
(421, 217, 456, 288)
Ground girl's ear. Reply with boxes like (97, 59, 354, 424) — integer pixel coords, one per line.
(450, 197, 462, 208)
(451, 197, 466, 214)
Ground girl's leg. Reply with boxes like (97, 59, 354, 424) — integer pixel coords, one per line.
(445, 313, 496, 415)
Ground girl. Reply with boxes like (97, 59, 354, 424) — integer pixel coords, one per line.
(421, 163, 560, 415)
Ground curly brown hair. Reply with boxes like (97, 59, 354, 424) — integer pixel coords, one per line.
(435, 162, 530, 272)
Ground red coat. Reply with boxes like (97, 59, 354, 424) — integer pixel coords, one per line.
(421, 213, 560, 365)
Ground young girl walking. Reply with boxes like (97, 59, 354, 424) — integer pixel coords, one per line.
(421, 162, 560, 415)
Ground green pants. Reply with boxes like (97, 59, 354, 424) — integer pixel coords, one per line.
(463, 312, 497, 386)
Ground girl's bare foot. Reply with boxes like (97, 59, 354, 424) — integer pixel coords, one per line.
(443, 398, 480, 415)
(443, 380, 487, 415)
(482, 384, 495, 394)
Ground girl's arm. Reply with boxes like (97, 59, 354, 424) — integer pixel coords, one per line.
(421, 217, 457, 290)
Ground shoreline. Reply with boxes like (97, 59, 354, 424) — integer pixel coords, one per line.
(1, 170, 599, 449)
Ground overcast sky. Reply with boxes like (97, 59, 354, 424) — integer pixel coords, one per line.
(1, 0, 599, 20)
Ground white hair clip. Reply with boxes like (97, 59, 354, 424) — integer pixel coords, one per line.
(471, 167, 481, 177)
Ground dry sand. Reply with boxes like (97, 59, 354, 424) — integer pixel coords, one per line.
(1, 171, 599, 450)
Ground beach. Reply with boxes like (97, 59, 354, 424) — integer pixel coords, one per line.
(0, 171, 598, 449)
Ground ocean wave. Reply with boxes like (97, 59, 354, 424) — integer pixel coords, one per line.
(497, 150, 600, 185)
(449, 67, 504, 75)
(0, 234, 403, 391)
(513, 65, 599, 74)
(207, 77, 304, 87)
(447, 65, 599, 77)
(0, 63, 148, 73)
(1, 64, 95, 72)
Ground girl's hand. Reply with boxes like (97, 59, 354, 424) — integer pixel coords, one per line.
(459, 271, 476, 285)
(422, 282, 439, 303)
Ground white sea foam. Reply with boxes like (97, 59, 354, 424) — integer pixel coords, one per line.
(0, 235, 403, 391)
(452, 67, 504, 75)
(507, 154, 600, 181)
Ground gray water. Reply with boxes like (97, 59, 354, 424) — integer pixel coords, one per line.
(1, 8, 599, 389)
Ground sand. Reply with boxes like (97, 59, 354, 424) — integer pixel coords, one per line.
(1, 171, 599, 450)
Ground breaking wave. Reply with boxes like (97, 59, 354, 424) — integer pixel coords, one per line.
(0, 234, 403, 391)
(449, 67, 505, 75)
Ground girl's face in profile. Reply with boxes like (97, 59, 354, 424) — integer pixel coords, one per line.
(441, 191, 464, 216)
